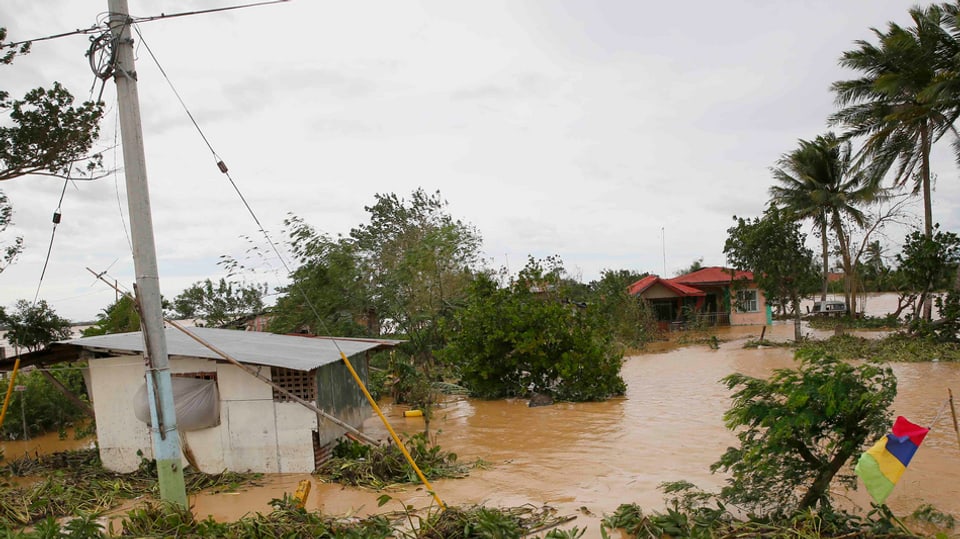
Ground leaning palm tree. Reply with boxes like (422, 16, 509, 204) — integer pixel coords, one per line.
(830, 4, 959, 243)
(769, 133, 880, 312)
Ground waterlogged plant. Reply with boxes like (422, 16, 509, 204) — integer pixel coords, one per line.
(377, 494, 575, 539)
(315, 433, 469, 489)
(0, 365, 90, 440)
(117, 497, 394, 538)
(798, 333, 960, 363)
(0, 449, 259, 528)
(444, 258, 626, 402)
(712, 350, 897, 514)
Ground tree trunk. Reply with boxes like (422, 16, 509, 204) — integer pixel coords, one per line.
(793, 297, 802, 342)
(921, 125, 933, 321)
(798, 446, 856, 510)
(833, 218, 855, 315)
(820, 220, 829, 303)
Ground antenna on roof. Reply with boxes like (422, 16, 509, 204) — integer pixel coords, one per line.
(661, 227, 666, 276)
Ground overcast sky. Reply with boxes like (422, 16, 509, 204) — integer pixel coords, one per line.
(1, 1, 958, 322)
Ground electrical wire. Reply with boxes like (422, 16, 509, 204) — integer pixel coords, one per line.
(1, 1, 290, 50)
(127, 21, 446, 507)
(32, 179, 69, 305)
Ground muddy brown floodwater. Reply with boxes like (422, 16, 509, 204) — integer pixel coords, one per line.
(6, 293, 960, 538)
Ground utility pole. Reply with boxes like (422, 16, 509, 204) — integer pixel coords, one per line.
(107, 0, 187, 507)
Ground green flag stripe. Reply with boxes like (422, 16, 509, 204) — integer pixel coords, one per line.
(855, 452, 896, 504)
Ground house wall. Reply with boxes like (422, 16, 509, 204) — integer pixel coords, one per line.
(89, 354, 323, 474)
(316, 356, 371, 448)
(730, 287, 769, 325)
(88, 356, 154, 473)
(641, 283, 680, 300)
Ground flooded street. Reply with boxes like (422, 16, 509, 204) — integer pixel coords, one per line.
(5, 293, 960, 537)
(192, 319, 960, 537)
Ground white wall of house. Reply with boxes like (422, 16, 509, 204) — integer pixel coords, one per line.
(88, 354, 320, 474)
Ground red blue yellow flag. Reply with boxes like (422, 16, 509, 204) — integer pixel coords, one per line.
(854, 416, 929, 504)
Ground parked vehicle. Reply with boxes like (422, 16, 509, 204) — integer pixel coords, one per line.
(811, 300, 847, 316)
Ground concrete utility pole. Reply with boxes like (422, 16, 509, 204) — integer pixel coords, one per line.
(107, 0, 187, 507)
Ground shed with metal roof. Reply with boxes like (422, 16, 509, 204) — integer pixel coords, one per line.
(9, 328, 401, 474)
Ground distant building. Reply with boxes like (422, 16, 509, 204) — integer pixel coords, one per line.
(628, 266, 768, 330)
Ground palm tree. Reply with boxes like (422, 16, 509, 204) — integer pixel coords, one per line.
(769, 133, 880, 312)
(830, 4, 959, 242)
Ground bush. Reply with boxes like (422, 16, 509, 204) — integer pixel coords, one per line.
(443, 259, 626, 402)
(712, 350, 897, 514)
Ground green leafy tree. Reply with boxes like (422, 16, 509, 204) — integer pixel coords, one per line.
(830, 5, 957, 242)
(0, 366, 89, 439)
(268, 219, 369, 336)
(712, 351, 897, 514)
(769, 133, 880, 312)
(82, 295, 141, 336)
(1, 299, 72, 352)
(172, 278, 268, 328)
(349, 189, 482, 354)
(860, 240, 890, 292)
(895, 225, 960, 323)
(0, 28, 104, 181)
(675, 258, 704, 277)
(444, 257, 626, 401)
(588, 268, 656, 349)
(0, 189, 21, 274)
(724, 206, 820, 341)
(0, 28, 103, 275)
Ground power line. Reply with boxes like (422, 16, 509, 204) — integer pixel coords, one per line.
(0, 1, 290, 49)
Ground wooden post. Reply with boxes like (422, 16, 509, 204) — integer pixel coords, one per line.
(37, 369, 95, 418)
(950, 389, 960, 453)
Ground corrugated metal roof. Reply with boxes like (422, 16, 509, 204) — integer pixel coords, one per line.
(60, 327, 402, 372)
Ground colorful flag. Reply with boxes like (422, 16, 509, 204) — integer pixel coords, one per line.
(854, 416, 929, 504)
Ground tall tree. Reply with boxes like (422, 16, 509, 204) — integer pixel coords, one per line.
(269, 219, 369, 336)
(830, 5, 958, 244)
(0, 28, 104, 181)
(724, 206, 821, 341)
(0, 189, 22, 274)
(769, 133, 880, 313)
(0, 28, 103, 274)
(172, 278, 268, 328)
(349, 188, 483, 360)
(1, 299, 73, 353)
(895, 225, 960, 323)
(82, 296, 141, 336)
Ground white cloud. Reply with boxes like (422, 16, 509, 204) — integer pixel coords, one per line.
(0, 0, 948, 321)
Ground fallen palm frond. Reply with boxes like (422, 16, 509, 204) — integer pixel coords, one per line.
(315, 433, 470, 490)
(117, 496, 394, 538)
(414, 503, 574, 539)
(0, 448, 260, 528)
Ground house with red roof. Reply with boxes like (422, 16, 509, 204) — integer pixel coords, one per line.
(628, 266, 769, 330)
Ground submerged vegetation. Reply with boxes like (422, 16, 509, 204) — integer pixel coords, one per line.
(314, 434, 470, 490)
(799, 334, 960, 363)
(0, 449, 259, 529)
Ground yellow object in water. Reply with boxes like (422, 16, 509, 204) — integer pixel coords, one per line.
(293, 479, 311, 508)
(403, 409, 423, 417)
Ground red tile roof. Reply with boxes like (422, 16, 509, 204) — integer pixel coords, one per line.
(627, 275, 706, 297)
(670, 266, 753, 286)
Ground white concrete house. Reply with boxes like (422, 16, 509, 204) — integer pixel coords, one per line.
(9, 328, 399, 474)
